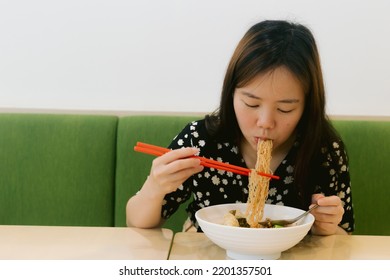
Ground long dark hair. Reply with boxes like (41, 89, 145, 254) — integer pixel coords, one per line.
(206, 20, 340, 206)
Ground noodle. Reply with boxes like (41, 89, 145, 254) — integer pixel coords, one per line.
(245, 140, 273, 228)
(222, 139, 273, 228)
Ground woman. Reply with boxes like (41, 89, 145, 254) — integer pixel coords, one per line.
(126, 20, 354, 235)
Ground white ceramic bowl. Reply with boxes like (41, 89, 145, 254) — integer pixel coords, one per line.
(195, 203, 315, 260)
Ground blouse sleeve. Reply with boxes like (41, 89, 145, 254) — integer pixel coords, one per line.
(316, 139, 355, 233)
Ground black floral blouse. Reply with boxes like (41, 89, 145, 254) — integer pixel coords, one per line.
(162, 119, 354, 233)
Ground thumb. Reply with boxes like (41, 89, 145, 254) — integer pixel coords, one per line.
(311, 193, 325, 204)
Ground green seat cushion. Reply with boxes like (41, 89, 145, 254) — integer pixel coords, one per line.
(115, 115, 201, 232)
(0, 114, 118, 226)
(333, 120, 390, 235)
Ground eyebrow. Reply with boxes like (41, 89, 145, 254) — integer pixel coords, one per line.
(240, 91, 301, 103)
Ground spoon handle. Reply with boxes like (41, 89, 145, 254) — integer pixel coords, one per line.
(293, 204, 319, 222)
(259, 204, 319, 227)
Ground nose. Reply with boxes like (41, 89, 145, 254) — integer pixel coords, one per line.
(256, 108, 275, 129)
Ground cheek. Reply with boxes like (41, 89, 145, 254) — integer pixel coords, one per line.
(285, 118, 299, 129)
(284, 118, 302, 138)
(279, 112, 302, 133)
(233, 99, 246, 123)
(235, 109, 249, 129)
(234, 107, 253, 135)
(283, 123, 297, 137)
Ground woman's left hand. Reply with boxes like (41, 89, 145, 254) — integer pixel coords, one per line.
(310, 193, 346, 235)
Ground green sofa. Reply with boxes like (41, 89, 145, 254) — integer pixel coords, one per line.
(0, 113, 389, 236)
(0, 114, 117, 226)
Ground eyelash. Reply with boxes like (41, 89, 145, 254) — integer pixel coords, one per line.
(244, 103, 258, 108)
(278, 109, 293, 114)
(244, 102, 293, 113)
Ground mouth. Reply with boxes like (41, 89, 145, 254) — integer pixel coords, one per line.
(255, 137, 271, 143)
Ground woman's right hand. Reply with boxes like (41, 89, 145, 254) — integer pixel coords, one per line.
(142, 147, 204, 198)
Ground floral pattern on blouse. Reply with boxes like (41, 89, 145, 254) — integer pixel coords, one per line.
(162, 119, 355, 233)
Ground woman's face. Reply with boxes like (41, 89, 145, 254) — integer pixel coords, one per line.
(233, 66, 305, 154)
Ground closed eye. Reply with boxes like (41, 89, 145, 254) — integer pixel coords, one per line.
(242, 100, 259, 108)
(278, 108, 294, 113)
(244, 102, 259, 108)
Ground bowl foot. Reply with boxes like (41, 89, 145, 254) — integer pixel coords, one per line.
(226, 250, 281, 260)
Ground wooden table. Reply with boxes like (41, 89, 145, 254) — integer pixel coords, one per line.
(0, 225, 173, 260)
(3, 225, 388, 260)
(169, 232, 390, 259)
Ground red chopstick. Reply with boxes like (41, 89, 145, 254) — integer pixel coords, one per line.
(134, 142, 279, 180)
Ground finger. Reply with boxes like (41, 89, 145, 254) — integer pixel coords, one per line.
(151, 151, 201, 178)
(313, 211, 342, 224)
(158, 165, 204, 194)
(155, 147, 200, 164)
(168, 157, 203, 172)
(311, 193, 325, 204)
(167, 164, 204, 183)
(151, 158, 203, 190)
(317, 206, 343, 217)
(153, 158, 202, 183)
(317, 195, 342, 207)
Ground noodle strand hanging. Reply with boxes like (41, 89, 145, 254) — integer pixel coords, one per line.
(245, 140, 273, 228)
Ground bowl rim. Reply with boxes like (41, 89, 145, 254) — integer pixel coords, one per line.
(195, 203, 315, 231)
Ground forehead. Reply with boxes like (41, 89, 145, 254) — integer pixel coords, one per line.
(239, 67, 305, 98)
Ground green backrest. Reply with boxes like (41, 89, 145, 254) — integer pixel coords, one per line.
(333, 120, 390, 235)
(115, 115, 200, 232)
(0, 114, 118, 226)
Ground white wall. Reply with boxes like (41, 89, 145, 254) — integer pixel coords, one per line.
(0, 0, 389, 116)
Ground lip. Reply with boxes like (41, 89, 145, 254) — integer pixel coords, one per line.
(255, 136, 271, 143)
